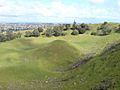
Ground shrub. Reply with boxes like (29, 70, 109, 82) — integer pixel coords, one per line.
(91, 32, 96, 35)
(96, 22, 112, 36)
(15, 32, 22, 38)
(45, 26, 63, 37)
(24, 31, 32, 37)
(71, 30, 79, 35)
(32, 29, 40, 37)
(115, 25, 120, 33)
(63, 24, 71, 31)
(80, 23, 90, 30)
(77, 23, 90, 34)
(38, 27, 44, 32)
(53, 28, 63, 36)
(6, 32, 15, 41)
(45, 28, 54, 37)
(0, 34, 6, 42)
(79, 28, 86, 34)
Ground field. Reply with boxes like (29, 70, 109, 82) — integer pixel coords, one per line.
(0, 28, 120, 89)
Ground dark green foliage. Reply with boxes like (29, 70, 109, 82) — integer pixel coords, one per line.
(45, 28, 54, 37)
(6, 32, 15, 41)
(24, 31, 32, 37)
(0, 34, 6, 42)
(15, 32, 22, 38)
(53, 26, 63, 36)
(71, 30, 79, 35)
(77, 23, 90, 34)
(80, 23, 90, 30)
(79, 28, 86, 34)
(0, 32, 22, 42)
(71, 20, 77, 30)
(97, 22, 112, 36)
(64, 24, 71, 31)
(38, 27, 44, 32)
(91, 32, 96, 35)
(24, 30, 40, 37)
(115, 25, 120, 33)
(32, 29, 40, 37)
(45, 26, 63, 37)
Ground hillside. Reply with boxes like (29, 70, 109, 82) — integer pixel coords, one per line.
(61, 41, 120, 90)
(0, 33, 120, 90)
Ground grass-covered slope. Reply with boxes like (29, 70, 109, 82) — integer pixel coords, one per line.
(0, 33, 120, 90)
(30, 40, 81, 69)
(61, 41, 120, 90)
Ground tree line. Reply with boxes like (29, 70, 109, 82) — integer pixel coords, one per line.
(0, 32, 22, 42)
(0, 21, 120, 42)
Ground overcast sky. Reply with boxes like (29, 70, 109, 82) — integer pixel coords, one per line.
(0, 0, 120, 23)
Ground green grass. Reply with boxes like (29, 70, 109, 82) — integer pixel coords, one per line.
(0, 30, 120, 89)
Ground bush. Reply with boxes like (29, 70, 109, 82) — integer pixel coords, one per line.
(63, 24, 71, 31)
(53, 28, 63, 36)
(96, 22, 112, 36)
(80, 23, 90, 30)
(45, 26, 63, 37)
(0, 34, 6, 42)
(71, 30, 79, 35)
(91, 32, 96, 35)
(115, 25, 120, 33)
(6, 32, 16, 41)
(45, 28, 54, 37)
(38, 27, 44, 32)
(15, 32, 22, 38)
(32, 29, 40, 37)
(79, 28, 86, 34)
(0, 32, 22, 42)
(77, 23, 90, 34)
(24, 31, 32, 37)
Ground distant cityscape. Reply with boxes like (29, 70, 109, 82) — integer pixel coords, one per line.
(0, 23, 63, 32)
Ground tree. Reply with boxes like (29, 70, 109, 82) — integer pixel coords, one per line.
(15, 32, 22, 38)
(72, 20, 77, 30)
(38, 27, 44, 32)
(32, 29, 40, 37)
(115, 25, 120, 33)
(0, 34, 6, 42)
(71, 30, 79, 35)
(24, 31, 32, 37)
(53, 26, 63, 36)
(91, 32, 96, 35)
(97, 22, 112, 36)
(45, 28, 54, 37)
(63, 24, 70, 31)
(6, 31, 15, 41)
(80, 23, 89, 30)
(77, 23, 90, 34)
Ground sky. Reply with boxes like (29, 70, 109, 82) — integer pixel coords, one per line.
(0, 0, 120, 23)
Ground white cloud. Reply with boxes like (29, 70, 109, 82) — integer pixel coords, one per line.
(118, 0, 120, 6)
(90, 0, 105, 4)
(0, 0, 109, 18)
(0, 0, 119, 22)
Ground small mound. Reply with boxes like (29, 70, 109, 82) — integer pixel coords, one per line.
(33, 40, 80, 68)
